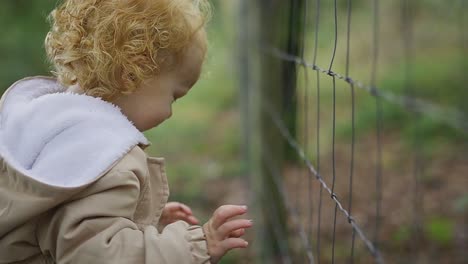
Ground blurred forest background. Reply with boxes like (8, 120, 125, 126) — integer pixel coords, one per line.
(0, 0, 467, 263)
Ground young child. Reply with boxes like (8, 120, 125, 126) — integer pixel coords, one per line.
(0, 0, 252, 263)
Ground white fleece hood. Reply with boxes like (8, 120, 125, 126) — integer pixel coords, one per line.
(0, 77, 148, 187)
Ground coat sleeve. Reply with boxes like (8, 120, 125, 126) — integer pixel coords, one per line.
(35, 170, 211, 264)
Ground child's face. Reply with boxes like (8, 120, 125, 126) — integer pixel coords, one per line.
(113, 41, 206, 131)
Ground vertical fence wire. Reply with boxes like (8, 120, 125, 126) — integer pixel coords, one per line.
(400, 1, 422, 262)
(300, 0, 315, 260)
(313, 1, 322, 263)
(345, 1, 356, 263)
(329, 1, 339, 263)
(371, 0, 383, 252)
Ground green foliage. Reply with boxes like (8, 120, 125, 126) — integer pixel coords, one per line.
(0, 1, 58, 90)
(425, 217, 455, 246)
(338, 53, 468, 152)
(382, 54, 468, 114)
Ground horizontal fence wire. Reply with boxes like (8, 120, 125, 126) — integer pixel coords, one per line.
(267, 48, 468, 135)
(261, 100, 385, 263)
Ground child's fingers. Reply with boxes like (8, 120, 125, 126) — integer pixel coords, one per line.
(169, 211, 199, 225)
(178, 203, 193, 215)
(187, 215, 200, 225)
(211, 205, 248, 229)
(218, 219, 252, 238)
(229, 228, 245, 238)
(166, 202, 182, 212)
(171, 211, 188, 220)
(221, 238, 249, 251)
(165, 202, 191, 214)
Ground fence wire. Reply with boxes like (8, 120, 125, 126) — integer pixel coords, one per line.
(268, 49, 468, 135)
(262, 100, 385, 263)
(245, 0, 467, 263)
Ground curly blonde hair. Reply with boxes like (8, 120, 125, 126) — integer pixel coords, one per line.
(45, 0, 210, 100)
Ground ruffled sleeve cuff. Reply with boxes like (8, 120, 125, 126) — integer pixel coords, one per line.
(185, 225, 211, 264)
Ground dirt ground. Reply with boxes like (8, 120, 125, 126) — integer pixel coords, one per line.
(281, 132, 467, 264)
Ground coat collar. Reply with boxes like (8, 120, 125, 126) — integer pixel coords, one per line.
(0, 76, 149, 188)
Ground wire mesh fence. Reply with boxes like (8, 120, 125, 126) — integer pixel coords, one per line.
(240, 0, 467, 263)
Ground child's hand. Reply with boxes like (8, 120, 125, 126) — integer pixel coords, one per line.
(203, 205, 252, 264)
(159, 202, 200, 227)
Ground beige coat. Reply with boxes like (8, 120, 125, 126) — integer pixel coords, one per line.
(0, 77, 210, 264)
